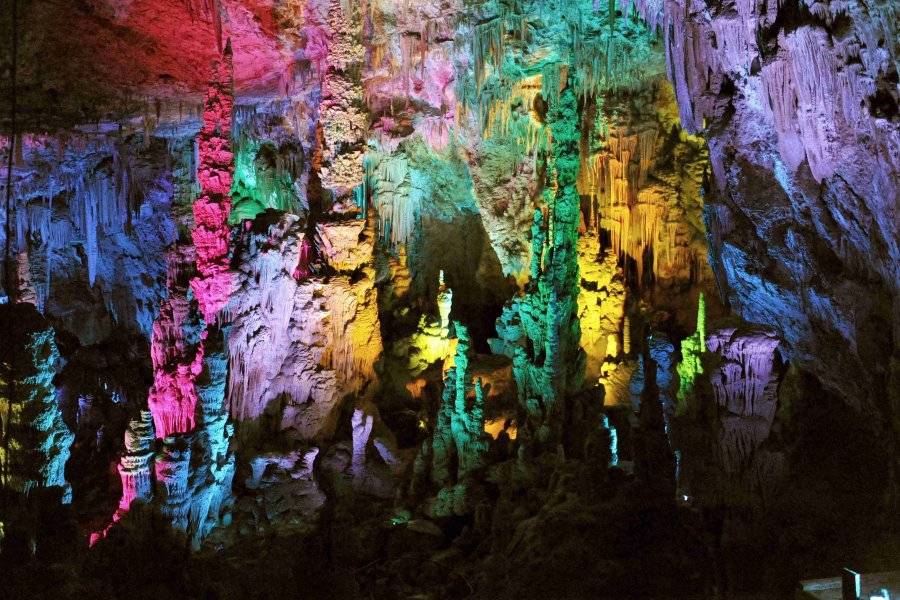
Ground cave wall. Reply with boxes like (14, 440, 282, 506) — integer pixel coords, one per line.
(631, 0, 898, 435)
(0, 0, 897, 595)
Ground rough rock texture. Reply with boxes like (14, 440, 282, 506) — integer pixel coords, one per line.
(633, 0, 900, 470)
(226, 213, 381, 443)
(0, 134, 177, 343)
(0, 303, 73, 501)
(234, 446, 326, 537)
(0, 0, 896, 597)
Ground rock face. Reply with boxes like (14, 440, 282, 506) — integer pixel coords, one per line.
(632, 0, 899, 455)
(226, 212, 381, 443)
(676, 323, 786, 504)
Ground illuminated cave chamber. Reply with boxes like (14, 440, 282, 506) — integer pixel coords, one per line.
(0, 0, 897, 597)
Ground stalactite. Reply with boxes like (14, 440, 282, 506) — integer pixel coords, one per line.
(369, 152, 419, 246)
(69, 172, 129, 287)
(472, 18, 505, 93)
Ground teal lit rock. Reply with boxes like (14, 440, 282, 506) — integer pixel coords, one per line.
(414, 320, 491, 517)
(0, 303, 73, 502)
(492, 84, 586, 444)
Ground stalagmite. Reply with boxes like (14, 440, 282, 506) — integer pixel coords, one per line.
(191, 42, 235, 322)
(117, 410, 155, 513)
(600, 413, 618, 467)
(147, 247, 203, 439)
(0, 304, 73, 501)
(675, 293, 706, 414)
(493, 84, 585, 443)
(91, 410, 156, 545)
(351, 407, 374, 476)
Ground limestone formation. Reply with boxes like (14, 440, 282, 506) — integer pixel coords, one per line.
(0, 0, 895, 596)
(0, 304, 73, 501)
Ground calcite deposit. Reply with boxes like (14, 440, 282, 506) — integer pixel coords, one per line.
(0, 0, 896, 597)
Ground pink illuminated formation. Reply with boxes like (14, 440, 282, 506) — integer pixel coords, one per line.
(191, 41, 236, 322)
(94, 47, 238, 544)
(149, 44, 234, 439)
(293, 236, 314, 280)
(90, 410, 155, 545)
(147, 247, 204, 438)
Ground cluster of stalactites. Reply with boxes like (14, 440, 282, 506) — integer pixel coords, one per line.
(704, 325, 782, 478)
(631, 0, 894, 189)
(582, 128, 659, 210)
(367, 152, 419, 247)
(582, 126, 668, 284)
(6, 143, 137, 309)
(479, 76, 548, 153)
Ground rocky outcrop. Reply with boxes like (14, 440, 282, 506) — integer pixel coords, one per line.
(705, 325, 784, 489)
(226, 213, 381, 443)
(315, 0, 368, 197)
(675, 321, 786, 507)
(632, 0, 899, 448)
(235, 447, 326, 537)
